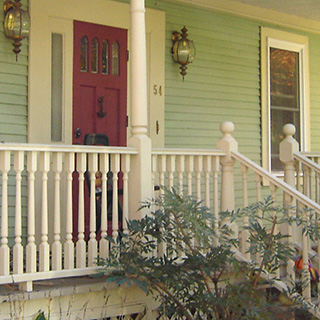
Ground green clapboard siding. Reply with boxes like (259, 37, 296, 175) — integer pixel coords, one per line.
(0, 0, 29, 245)
(0, 0, 28, 143)
(141, 0, 320, 169)
(147, 1, 261, 165)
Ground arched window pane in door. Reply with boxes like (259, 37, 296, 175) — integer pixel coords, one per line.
(112, 41, 119, 76)
(102, 40, 109, 75)
(80, 36, 88, 72)
(91, 38, 99, 73)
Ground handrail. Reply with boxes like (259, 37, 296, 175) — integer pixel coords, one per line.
(231, 151, 320, 212)
(152, 148, 226, 156)
(0, 142, 138, 154)
(294, 152, 320, 174)
(300, 151, 320, 158)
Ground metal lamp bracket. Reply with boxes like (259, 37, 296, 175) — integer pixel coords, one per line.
(3, 0, 14, 16)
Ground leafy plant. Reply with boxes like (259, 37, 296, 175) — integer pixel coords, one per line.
(98, 188, 318, 319)
(33, 311, 47, 320)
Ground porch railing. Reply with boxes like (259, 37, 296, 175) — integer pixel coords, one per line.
(0, 143, 137, 291)
(2, 122, 320, 314)
(151, 149, 225, 223)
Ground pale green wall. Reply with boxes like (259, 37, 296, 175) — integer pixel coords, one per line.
(1, 0, 320, 220)
(0, 0, 29, 244)
(140, 0, 320, 162)
(0, 0, 28, 143)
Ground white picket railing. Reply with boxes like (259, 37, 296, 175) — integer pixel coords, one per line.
(292, 152, 320, 204)
(152, 149, 225, 207)
(1, 122, 320, 315)
(0, 143, 137, 290)
(232, 151, 320, 302)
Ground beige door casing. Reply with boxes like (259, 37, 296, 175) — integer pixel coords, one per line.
(29, 0, 165, 148)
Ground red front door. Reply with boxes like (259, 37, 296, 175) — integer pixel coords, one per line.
(72, 21, 127, 240)
(73, 20, 127, 146)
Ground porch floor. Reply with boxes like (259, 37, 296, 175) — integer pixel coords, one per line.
(0, 274, 112, 302)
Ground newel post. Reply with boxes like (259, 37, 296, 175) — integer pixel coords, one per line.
(217, 121, 238, 216)
(280, 124, 300, 246)
(127, 0, 152, 220)
(280, 124, 299, 188)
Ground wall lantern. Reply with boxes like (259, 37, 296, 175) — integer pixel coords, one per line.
(3, 0, 30, 61)
(172, 26, 196, 81)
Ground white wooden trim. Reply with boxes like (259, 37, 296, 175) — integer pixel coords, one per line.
(29, 0, 165, 147)
(232, 151, 320, 212)
(261, 27, 310, 174)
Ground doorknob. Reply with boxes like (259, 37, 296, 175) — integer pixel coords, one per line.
(75, 128, 81, 138)
(97, 96, 107, 118)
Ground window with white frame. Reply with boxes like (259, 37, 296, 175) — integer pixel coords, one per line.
(261, 27, 309, 172)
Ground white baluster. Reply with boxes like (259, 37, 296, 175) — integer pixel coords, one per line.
(99, 153, 109, 259)
(152, 154, 158, 197)
(39, 152, 50, 272)
(26, 151, 37, 273)
(269, 183, 280, 279)
(51, 152, 62, 270)
(203, 156, 211, 209)
(186, 156, 194, 196)
(13, 151, 24, 274)
(64, 152, 75, 269)
(0, 151, 11, 275)
(176, 155, 185, 195)
(157, 155, 166, 257)
(167, 155, 175, 191)
(283, 192, 295, 284)
(303, 166, 311, 198)
(158, 155, 166, 193)
(88, 153, 98, 266)
(302, 207, 311, 302)
(121, 154, 130, 236)
(151, 154, 159, 258)
(240, 164, 249, 259)
(254, 173, 262, 202)
(76, 153, 86, 268)
(195, 156, 203, 202)
(111, 154, 120, 240)
(212, 156, 220, 242)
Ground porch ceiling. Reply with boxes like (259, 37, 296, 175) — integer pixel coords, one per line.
(232, 0, 320, 22)
(176, 0, 320, 21)
(173, 0, 320, 32)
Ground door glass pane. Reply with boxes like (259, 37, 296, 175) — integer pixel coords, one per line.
(112, 41, 119, 76)
(51, 33, 63, 142)
(80, 36, 88, 72)
(270, 48, 300, 171)
(91, 38, 99, 73)
(102, 40, 109, 75)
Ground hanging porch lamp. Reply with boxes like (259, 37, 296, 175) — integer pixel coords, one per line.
(3, 0, 30, 61)
(172, 26, 196, 81)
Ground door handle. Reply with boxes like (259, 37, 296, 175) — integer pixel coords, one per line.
(97, 96, 107, 118)
(75, 128, 81, 138)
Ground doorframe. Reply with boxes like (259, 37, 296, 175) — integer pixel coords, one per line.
(29, 0, 165, 147)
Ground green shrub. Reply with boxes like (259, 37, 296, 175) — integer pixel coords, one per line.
(98, 188, 318, 319)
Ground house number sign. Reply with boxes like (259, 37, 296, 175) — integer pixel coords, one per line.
(153, 85, 162, 96)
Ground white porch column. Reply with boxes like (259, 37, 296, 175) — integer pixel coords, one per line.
(128, 0, 152, 220)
